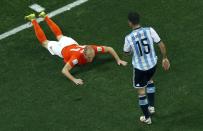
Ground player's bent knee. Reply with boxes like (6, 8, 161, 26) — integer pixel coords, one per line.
(42, 44, 48, 49)
(56, 35, 63, 41)
(137, 87, 146, 96)
(42, 40, 49, 49)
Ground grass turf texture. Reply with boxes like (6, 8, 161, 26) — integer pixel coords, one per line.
(0, 0, 203, 130)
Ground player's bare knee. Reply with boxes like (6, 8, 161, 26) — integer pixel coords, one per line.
(137, 87, 146, 96)
(42, 40, 49, 49)
(56, 35, 63, 41)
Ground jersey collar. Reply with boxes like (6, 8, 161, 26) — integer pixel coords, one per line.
(133, 26, 142, 30)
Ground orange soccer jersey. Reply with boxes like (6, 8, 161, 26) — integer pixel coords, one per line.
(61, 44, 105, 67)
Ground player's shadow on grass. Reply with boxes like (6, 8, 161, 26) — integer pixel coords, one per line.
(71, 56, 114, 75)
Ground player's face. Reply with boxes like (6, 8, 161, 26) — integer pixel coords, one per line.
(84, 47, 95, 62)
(85, 53, 95, 62)
(128, 21, 133, 27)
(86, 56, 94, 62)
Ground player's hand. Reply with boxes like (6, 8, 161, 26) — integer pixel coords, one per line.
(162, 58, 170, 71)
(117, 60, 128, 66)
(73, 78, 84, 85)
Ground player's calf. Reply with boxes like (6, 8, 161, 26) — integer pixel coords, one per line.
(137, 88, 151, 124)
(146, 81, 156, 114)
(39, 11, 63, 40)
(25, 13, 49, 48)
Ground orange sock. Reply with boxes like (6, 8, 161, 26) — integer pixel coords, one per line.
(32, 20, 47, 44)
(45, 16, 62, 38)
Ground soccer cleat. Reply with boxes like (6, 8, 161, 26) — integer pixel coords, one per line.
(39, 11, 47, 18)
(24, 13, 36, 21)
(140, 116, 152, 125)
(148, 106, 155, 114)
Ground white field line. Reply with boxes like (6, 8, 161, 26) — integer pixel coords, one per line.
(29, 4, 45, 13)
(0, 0, 88, 40)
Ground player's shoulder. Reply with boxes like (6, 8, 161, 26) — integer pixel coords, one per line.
(89, 44, 105, 49)
(143, 26, 158, 35)
(147, 27, 157, 32)
(89, 44, 99, 51)
(125, 32, 133, 40)
(142, 26, 154, 31)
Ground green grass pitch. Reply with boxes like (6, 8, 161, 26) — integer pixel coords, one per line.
(0, 0, 203, 130)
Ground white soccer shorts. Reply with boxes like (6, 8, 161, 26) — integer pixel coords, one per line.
(47, 36, 78, 58)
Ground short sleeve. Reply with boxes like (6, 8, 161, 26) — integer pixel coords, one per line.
(91, 45, 105, 54)
(65, 56, 79, 67)
(150, 27, 161, 44)
(124, 36, 132, 53)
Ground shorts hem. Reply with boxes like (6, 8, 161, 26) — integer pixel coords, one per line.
(133, 84, 147, 89)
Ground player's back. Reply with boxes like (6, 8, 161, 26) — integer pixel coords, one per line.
(61, 44, 85, 62)
(124, 27, 161, 70)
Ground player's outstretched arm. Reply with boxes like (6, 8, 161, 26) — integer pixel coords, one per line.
(103, 46, 127, 66)
(62, 63, 84, 85)
(158, 41, 170, 70)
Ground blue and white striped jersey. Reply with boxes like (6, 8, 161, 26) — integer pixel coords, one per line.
(124, 27, 161, 71)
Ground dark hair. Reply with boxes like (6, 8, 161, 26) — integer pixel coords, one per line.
(128, 12, 140, 25)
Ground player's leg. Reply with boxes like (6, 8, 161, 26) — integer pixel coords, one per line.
(25, 13, 63, 57)
(25, 13, 49, 48)
(39, 12, 63, 40)
(137, 87, 151, 124)
(133, 69, 151, 124)
(146, 66, 157, 114)
(147, 80, 156, 114)
(31, 20, 49, 48)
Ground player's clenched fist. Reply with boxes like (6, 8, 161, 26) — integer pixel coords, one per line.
(162, 58, 170, 71)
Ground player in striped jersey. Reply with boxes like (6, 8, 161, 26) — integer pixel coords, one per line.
(25, 12, 127, 85)
(124, 12, 170, 124)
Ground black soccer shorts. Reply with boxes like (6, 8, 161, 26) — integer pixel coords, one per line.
(133, 65, 156, 88)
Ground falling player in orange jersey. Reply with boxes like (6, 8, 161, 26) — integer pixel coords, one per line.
(25, 12, 127, 85)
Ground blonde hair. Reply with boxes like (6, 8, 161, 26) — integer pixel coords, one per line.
(84, 45, 95, 57)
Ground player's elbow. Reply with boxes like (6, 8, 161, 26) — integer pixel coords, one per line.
(62, 66, 69, 75)
(61, 68, 66, 75)
(62, 64, 72, 74)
